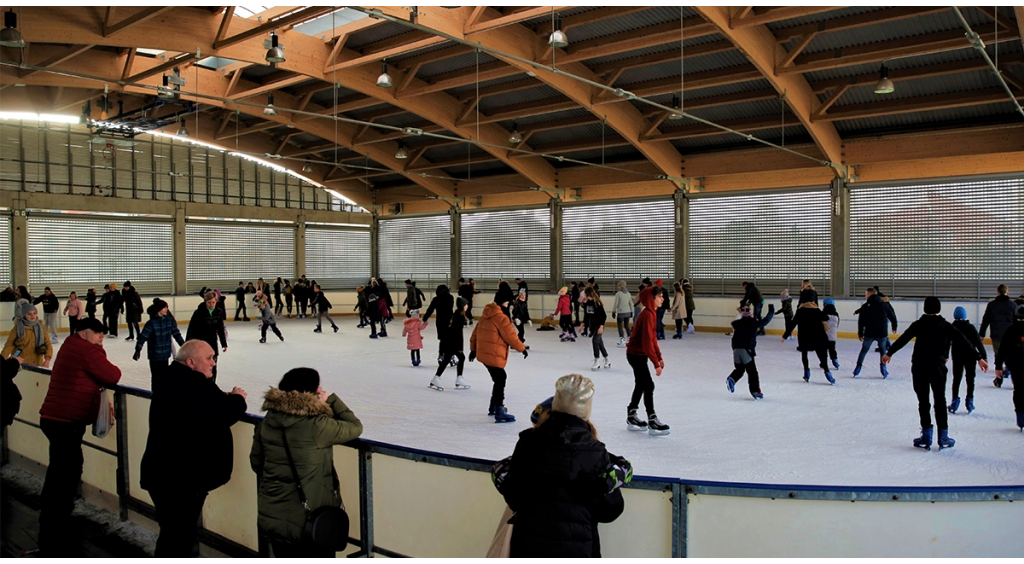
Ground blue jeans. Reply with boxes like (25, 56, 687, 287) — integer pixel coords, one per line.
(857, 337, 888, 367)
(656, 308, 667, 338)
(754, 302, 764, 334)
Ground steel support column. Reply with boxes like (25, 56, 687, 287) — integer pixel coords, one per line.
(674, 190, 688, 282)
(450, 207, 461, 287)
(549, 198, 562, 292)
(294, 215, 306, 278)
(830, 177, 850, 297)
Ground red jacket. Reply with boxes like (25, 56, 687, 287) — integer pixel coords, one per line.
(554, 294, 571, 316)
(626, 287, 662, 366)
(40, 333, 122, 424)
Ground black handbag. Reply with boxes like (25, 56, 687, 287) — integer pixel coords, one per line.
(281, 430, 350, 551)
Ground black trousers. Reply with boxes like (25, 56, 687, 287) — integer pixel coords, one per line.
(285, 296, 293, 314)
(729, 358, 761, 394)
(274, 294, 283, 315)
(486, 364, 508, 406)
(436, 351, 465, 377)
(1009, 361, 1024, 414)
(826, 341, 838, 361)
(912, 363, 948, 430)
(801, 348, 830, 371)
(262, 323, 283, 340)
(103, 311, 119, 335)
(516, 321, 526, 343)
(683, 309, 694, 327)
(68, 315, 79, 334)
(297, 298, 308, 316)
(127, 318, 141, 339)
(592, 332, 608, 358)
(627, 353, 656, 416)
(271, 540, 336, 558)
(149, 358, 170, 389)
(235, 301, 247, 320)
(559, 314, 575, 336)
(149, 488, 208, 557)
(410, 349, 420, 363)
(38, 419, 87, 555)
(951, 357, 976, 399)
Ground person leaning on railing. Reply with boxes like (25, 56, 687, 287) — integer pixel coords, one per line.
(250, 368, 363, 558)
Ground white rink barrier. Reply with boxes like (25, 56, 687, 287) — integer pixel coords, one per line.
(4, 366, 1022, 557)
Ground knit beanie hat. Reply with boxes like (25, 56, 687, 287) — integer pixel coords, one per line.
(781, 289, 790, 298)
(518, 287, 527, 296)
(530, 396, 554, 425)
(494, 286, 515, 305)
(152, 298, 169, 311)
(924, 296, 941, 315)
(278, 367, 320, 394)
(552, 374, 595, 421)
(953, 306, 967, 320)
(456, 296, 469, 310)
(17, 299, 35, 318)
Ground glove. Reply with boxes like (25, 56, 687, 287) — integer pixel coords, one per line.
(468, 351, 476, 362)
(132, 350, 140, 361)
(522, 349, 529, 359)
(603, 455, 633, 494)
(514, 319, 521, 326)
(491, 455, 512, 494)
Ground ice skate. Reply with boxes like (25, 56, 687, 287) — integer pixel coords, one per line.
(947, 397, 960, 414)
(454, 376, 471, 390)
(369, 333, 378, 339)
(751, 391, 763, 399)
(591, 358, 601, 371)
(913, 427, 933, 450)
(617, 337, 626, 348)
(379, 331, 388, 338)
(313, 327, 322, 333)
(803, 369, 810, 382)
(966, 397, 975, 413)
(488, 402, 496, 416)
(825, 371, 835, 385)
(601, 357, 611, 370)
(647, 415, 670, 436)
(429, 376, 444, 391)
(937, 429, 955, 450)
(852, 365, 862, 377)
(726, 376, 735, 393)
(994, 376, 1003, 388)
(1017, 412, 1024, 431)
(880, 364, 889, 379)
(686, 325, 695, 334)
(278, 334, 284, 342)
(259, 338, 266, 343)
(832, 358, 840, 369)
(412, 359, 420, 367)
(672, 332, 681, 339)
(626, 408, 648, 431)
(493, 405, 515, 423)
(333, 325, 339, 333)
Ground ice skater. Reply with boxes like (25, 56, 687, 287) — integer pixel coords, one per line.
(366, 289, 384, 338)
(823, 298, 841, 370)
(613, 280, 632, 347)
(470, 287, 528, 423)
(993, 304, 1024, 431)
(680, 279, 695, 334)
(625, 286, 670, 435)
(132, 298, 185, 386)
(779, 289, 794, 341)
(311, 284, 338, 333)
(584, 287, 611, 371)
(726, 303, 775, 399)
(256, 297, 284, 344)
(782, 290, 835, 384)
(283, 279, 293, 318)
(947, 306, 987, 414)
(981, 284, 1017, 388)
(403, 309, 427, 367)
(553, 286, 575, 342)
(430, 297, 470, 391)
(354, 285, 369, 327)
(883, 297, 988, 449)
(854, 287, 897, 378)
(511, 288, 529, 344)
(670, 282, 685, 339)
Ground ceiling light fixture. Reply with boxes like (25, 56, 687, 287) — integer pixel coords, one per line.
(377, 61, 393, 88)
(395, 142, 408, 159)
(668, 94, 685, 119)
(874, 64, 894, 95)
(0, 9, 25, 49)
(548, 15, 568, 49)
(265, 32, 285, 65)
(176, 117, 189, 138)
(302, 160, 313, 173)
(264, 93, 278, 116)
(508, 120, 522, 144)
(79, 100, 91, 125)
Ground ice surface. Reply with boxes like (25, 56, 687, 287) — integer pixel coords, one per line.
(82, 316, 1023, 488)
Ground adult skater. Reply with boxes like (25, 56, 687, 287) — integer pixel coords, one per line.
(681, 278, 696, 334)
(122, 281, 144, 342)
(586, 287, 611, 371)
(726, 303, 776, 399)
(854, 287, 898, 378)
(570, 282, 582, 326)
(458, 278, 480, 324)
(670, 282, 685, 339)
(365, 287, 384, 339)
(185, 291, 228, 383)
(423, 284, 454, 338)
(779, 289, 794, 341)
(293, 278, 308, 319)
(101, 283, 123, 337)
(377, 278, 395, 324)
(782, 290, 835, 384)
(33, 287, 60, 344)
(798, 280, 819, 305)
(403, 279, 425, 316)
(948, 307, 987, 414)
(993, 304, 1024, 431)
(233, 282, 250, 321)
(133, 298, 185, 386)
(273, 277, 283, 316)
(981, 284, 1018, 388)
(283, 280, 293, 318)
(310, 284, 338, 333)
(613, 280, 632, 348)
(654, 280, 670, 340)
(625, 286, 670, 435)
(882, 297, 988, 449)
(515, 278, 530, 320)
(740, 281, 765, 335)
(511, 289, 530, 344)
(430, 297, 470, 391)
(470, 286, 528, 423)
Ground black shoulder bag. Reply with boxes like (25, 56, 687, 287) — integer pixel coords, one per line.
(280, 429, 350, 551)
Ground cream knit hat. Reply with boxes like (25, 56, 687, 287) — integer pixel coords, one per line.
(552, 374, 595, 421)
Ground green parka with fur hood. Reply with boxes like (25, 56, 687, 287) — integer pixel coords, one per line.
(250, 388, 363, 543)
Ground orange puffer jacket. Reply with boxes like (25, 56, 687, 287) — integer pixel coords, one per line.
(470, 303, 526, 369)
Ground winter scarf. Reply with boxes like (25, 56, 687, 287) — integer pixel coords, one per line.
(15, 300, 46, 352)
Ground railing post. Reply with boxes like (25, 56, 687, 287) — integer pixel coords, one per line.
(671, 482, 688, 558)
(359, 447, 374, 558)
(113, 389, 130, 521)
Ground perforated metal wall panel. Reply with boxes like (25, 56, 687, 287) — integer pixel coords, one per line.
(0, 215, 10, 285)
(461, 207, 550, 282)
(305, 227, 372, 289)
(562, 200, 674, 288)
(27, 216, 173, 295)
(378, 215, 450, 287)
(689, 189, 831, 296)
(850, 176, 1024, 298)
(185, 222, 295, 293)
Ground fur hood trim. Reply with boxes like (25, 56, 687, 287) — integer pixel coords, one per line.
(262, 388, 333, 417)
(798, 301, 820, 310)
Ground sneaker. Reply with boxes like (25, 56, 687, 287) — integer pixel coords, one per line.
(429, 376, 443, 391)
(494, 405, 515, 423)
(947, 397, 960, 414)
(880, 364, 889, 379)
(591, 358, 601, 371)
(853, 365, 862, 378)
(966, 397, 975, 413)
(454, 376, 471, 390)
(626, 408, 648, 431)
(648, 415, 670, 436)
(825, 371, 835, 385)
(726, 376, 736, 393)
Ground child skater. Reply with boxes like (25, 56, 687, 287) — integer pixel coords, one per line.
(782, 289, 835, 384)
(311, 284, 338, 334)
(470, 288, 528, 423)
(780, 289, 794, 342)
(578, 287, 592, 338)
(283, 279, 293, 318)
(366, 290, 383, 338)
(726, 303, 775, 399)
(63, 291, 82, 335)
(586, 287, 611, 371)
(553, 286, 575, 342)
(512, 288, 530, 344)
(670, 282, 685, 339)
(355, 285, 369, 328)
(823, 298, 841, 369)
(403, 309, 427, 367)
(882, 297, 988, 449)
(613, 280, 633, 347)
(430, 297, 470, 391)
(625, 286, 670, 435)
(948, 306, 987, 414)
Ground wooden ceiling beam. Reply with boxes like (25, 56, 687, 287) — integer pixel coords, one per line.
(560, 17, 718, 63)
(227, 74, 309, 100)
(588, 39, 736, 76)
(774, 7, 949, 43)
(457, 98, 578, 127)
(214, 6, 336, 49)
(21, 44, 95, 78)
(464, 6, 573, 35)
(814, 88, 1024, 122)
(561, 7, 650, 31)
(808, 60, 989, 94)
(1015, 7, 1024, 53)
(593, 66, 764, 102)
(642, 114, 795, 142)
(124, 52, 195, 84)
(454, 77, 543, 101)
(398, 61, 521, 98)
(104, 7, 175, 37)
(731, 6, 843, 29)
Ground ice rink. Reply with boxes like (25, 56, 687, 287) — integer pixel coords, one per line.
(82, 314, 1023, 489)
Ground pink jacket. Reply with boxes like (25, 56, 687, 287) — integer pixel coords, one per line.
(402, 318, 427, 350)
(64, 298, 82, 318)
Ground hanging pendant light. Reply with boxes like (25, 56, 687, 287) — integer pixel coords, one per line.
(874, 64, 894, 95)
(548, 15, 568, 49)
(377, 62, 393, 88)
(176, 117, 189, 138)
(395, 142, 408, 159)
(264, 93, 278, 116)
(0, 9, 25, 49)
(265, 32, 285, 64)
(668, 94, 685, 120)
(302, 160, 313, 173)
(508, 120, 522, 144)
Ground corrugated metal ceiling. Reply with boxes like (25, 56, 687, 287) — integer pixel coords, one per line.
(418, 50, 499, 79)
(565, 6, 695, 44)
(479, 84, 564, 112)
(834, 102, 1019, 134)
(615, 49, 753, 86)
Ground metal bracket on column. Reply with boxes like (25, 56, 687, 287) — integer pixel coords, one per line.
(427, 195, 465, 209)
(679, 177, 703, 194)
(528, 186, 566, 201)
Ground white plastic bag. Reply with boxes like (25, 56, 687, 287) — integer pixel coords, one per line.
(92, 388, 115, 438)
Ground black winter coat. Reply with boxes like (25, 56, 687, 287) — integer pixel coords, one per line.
(102, 290, 124, 314)
(951, 319, 987, 362)
(994, 320, 1024, 370)
(122, 287, 144, 323)
(888, 314, 981, 368)
(439, 314, 466, 354)
(423, 290, 454, 339)
(185, 302, 228, 352)
(85, 291, 97, 314)
(140, 361, 247, 493)
(783, 303, 829, 352)
(981, 295, 1018, 340)
(500, 412, 623, 558)
(33, 293, 60, 314)
(740, 284, 763, 307)
(1, 356, 21, 427)
(588, 303, 608, 334)
(857, 294, 897, 339)
(731, 307, 775, 354)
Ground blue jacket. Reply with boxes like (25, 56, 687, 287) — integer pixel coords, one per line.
(135, 315, 185, 361)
